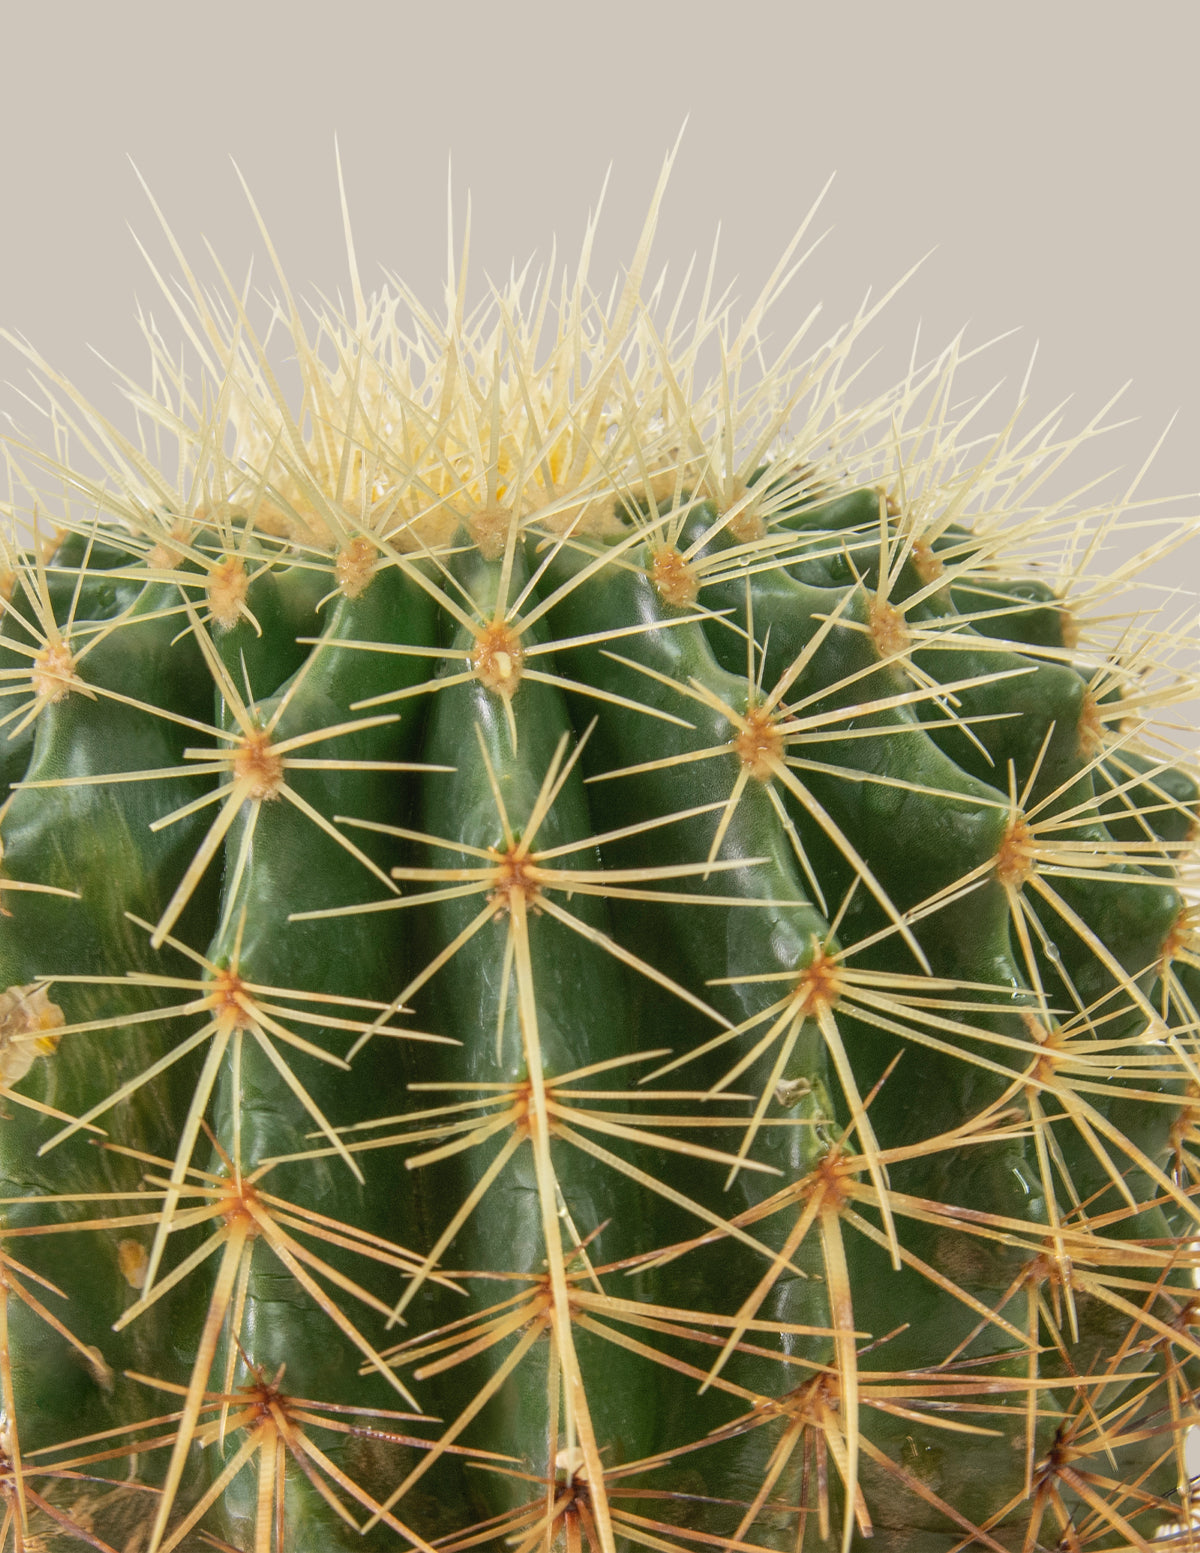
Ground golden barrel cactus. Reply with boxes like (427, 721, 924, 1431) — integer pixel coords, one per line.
(0, 152, 1198, 1551)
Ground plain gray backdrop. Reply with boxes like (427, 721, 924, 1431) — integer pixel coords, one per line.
(1, 1, 1197, 738)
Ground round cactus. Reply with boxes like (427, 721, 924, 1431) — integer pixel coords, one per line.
(0, 154, 1198, 1552)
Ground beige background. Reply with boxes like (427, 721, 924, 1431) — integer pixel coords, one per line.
(1, 1, 1197, 735)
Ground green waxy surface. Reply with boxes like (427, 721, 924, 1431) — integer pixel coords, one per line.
(411, 547, 661, 1524)
(190, 565, 443, 1550)
(0, 575, 215, 1452)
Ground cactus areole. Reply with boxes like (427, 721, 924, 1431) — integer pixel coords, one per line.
(0, 154, 1198, 1553)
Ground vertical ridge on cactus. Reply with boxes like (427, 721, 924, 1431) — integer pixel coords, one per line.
(0, 148, 1197, 1551)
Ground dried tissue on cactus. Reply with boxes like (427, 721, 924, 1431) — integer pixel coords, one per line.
(0, 143, 1198, 1553)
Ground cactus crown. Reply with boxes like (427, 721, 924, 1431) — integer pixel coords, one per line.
(0, 149, 1198, 1553)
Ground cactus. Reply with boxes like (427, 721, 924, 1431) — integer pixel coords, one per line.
(0, 152, 1198, 1553)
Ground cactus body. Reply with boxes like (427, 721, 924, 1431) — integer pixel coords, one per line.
(0, 164, 1198, 1552)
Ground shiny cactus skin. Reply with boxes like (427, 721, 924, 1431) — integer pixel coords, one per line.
(1, 157, 1199, 1553)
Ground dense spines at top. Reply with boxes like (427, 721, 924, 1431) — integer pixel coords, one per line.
(0, 155, 1198, 1553)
